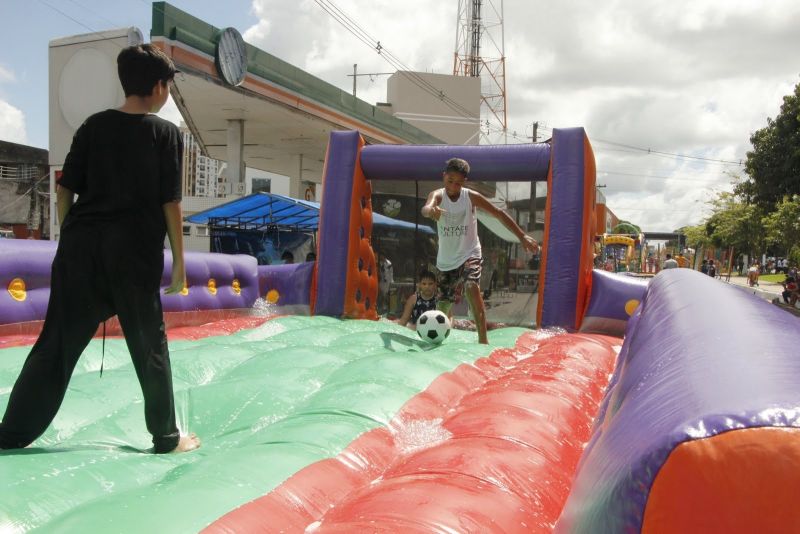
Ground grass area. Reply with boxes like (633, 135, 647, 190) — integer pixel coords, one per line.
(759, 273, 788, 283)
(723, 273, 787, 283)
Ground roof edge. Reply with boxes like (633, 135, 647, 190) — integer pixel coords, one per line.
(151, 2, 444, 145)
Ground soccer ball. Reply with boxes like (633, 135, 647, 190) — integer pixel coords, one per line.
(416, 310, 451, 344)
(382, 198, 401, 217)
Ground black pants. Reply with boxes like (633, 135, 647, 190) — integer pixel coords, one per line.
(0, 225, 179, 453)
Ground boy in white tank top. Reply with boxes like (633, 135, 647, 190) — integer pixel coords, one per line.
(422, 158, 539, 344)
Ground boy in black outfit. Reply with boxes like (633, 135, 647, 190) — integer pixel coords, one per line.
(0, 44, 199, 454)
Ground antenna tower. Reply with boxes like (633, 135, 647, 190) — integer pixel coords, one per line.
(453, 0, 507, 144)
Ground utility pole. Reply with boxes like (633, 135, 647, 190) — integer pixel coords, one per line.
(528, 122, 539, 233)
(346, 66, 394, 99)
(27, 168, 39, 238)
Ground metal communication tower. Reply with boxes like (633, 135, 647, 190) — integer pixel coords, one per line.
(453, 0, 507, 144)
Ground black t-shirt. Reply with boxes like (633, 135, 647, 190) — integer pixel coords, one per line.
(59, 110, 182, 278)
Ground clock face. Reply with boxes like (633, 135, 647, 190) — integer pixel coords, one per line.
(216, 27, 247, 86)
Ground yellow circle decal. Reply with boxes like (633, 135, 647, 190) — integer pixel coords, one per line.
(207, 278, 217, 295)
(624, 299, 641, 316)
(266, 289, 280, 304)
(8, 278, 27, 302)
(180, 284, 189, 296)
(232, 279, 241, 295)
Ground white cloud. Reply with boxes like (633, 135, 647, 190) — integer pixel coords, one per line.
(0, 63, 28, 144)
(0, 65, 16, 84)
(241, 0, 800, 231)
(0, 100, 28, 145)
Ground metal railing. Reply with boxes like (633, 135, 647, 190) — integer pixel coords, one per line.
(0, 164, 41, 182)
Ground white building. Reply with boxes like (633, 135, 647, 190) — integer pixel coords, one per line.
(181, 125, 226, 199)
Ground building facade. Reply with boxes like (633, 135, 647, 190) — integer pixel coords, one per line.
(181, 126, 228, 198)
(0, 141, 50, 239)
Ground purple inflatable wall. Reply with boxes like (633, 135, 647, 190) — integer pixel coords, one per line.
(0, 240, 260, 326)
(556, 269, 800, 532)
(579, 270, 648, 337)
(257, 262, 313, 309)
(360, 143, 551, 182)
(313, 131, 362, 317)
(537, 128, 597, 330)
(0, 240, 56, 325)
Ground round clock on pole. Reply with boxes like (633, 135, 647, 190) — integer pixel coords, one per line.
(216, 27, 248, 86)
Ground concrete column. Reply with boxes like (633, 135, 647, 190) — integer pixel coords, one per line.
(288, 153, 304, 199)
(226, 119, 245, 196)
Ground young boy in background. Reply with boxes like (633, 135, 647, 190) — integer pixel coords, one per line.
(0, 44, 199, 454)
(397, 270, 438, 329)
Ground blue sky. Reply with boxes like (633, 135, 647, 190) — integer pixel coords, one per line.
(0, 0, 255, 149)
(2, 0, 799, 231)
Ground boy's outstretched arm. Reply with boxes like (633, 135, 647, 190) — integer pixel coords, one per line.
(469, 191, 540, 254)
(162, 201, 186, 294)
(421, 189, 445, 221)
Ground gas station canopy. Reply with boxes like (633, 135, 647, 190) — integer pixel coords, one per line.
(150, 2, 442, 181)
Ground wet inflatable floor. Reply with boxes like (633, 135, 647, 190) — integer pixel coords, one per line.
(0, 316, 527, 532)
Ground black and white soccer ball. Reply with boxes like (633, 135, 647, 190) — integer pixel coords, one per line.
(416, 310, 451, 344)
(382, 198, 401, 217)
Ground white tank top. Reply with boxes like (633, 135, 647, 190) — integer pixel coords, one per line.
(436, 187, 481, 271)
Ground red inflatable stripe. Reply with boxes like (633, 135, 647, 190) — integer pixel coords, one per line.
(0, 312, 277, 349)
(204, 331, 619, 533)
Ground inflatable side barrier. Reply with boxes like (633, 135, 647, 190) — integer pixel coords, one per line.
(557, 269, 800, 533)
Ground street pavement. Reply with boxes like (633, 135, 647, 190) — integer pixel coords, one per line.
(724, 273, 800, 317)
(725, 274, 783, 300)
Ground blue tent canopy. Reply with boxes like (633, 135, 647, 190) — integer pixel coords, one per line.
(185, 192, 435, 235)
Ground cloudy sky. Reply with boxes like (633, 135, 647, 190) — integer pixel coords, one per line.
(2, 0, 799, 231)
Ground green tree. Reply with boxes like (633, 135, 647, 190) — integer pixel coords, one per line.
(704, 192, 765, 256)
(762, 194, 800, 264)
(611, 220, 641, 235)
(681, 223, 712, 249)
(737, 79, 800, 208)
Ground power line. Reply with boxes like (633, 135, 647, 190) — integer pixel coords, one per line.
(311, 0, 479, 123)
(611, 207, 703, 213)
(593, 138, 744, 166)
(598, 170, 732, 183)
(37, 0, 102, 35)
(65, 0, 123, 29)
(534, 123, 745, 166)
(36, 0, 143, 54)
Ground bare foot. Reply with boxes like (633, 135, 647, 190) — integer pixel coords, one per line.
(170, 433, 201, 453)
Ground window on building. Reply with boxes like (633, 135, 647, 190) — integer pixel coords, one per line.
(252, 177, 271, 194)
(182, 225, 191, 236)
(196, 225, 210, 237)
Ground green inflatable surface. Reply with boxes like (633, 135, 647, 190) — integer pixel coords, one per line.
(0, 317, 526, 532)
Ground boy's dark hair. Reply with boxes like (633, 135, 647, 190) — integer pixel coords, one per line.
(117, 44, 177, 97)
(445, 158, 470, 176)
(419, 270, 436, 283)
(665, 254, 672, 259)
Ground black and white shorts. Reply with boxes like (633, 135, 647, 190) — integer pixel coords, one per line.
(437, 256, 482, 302)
